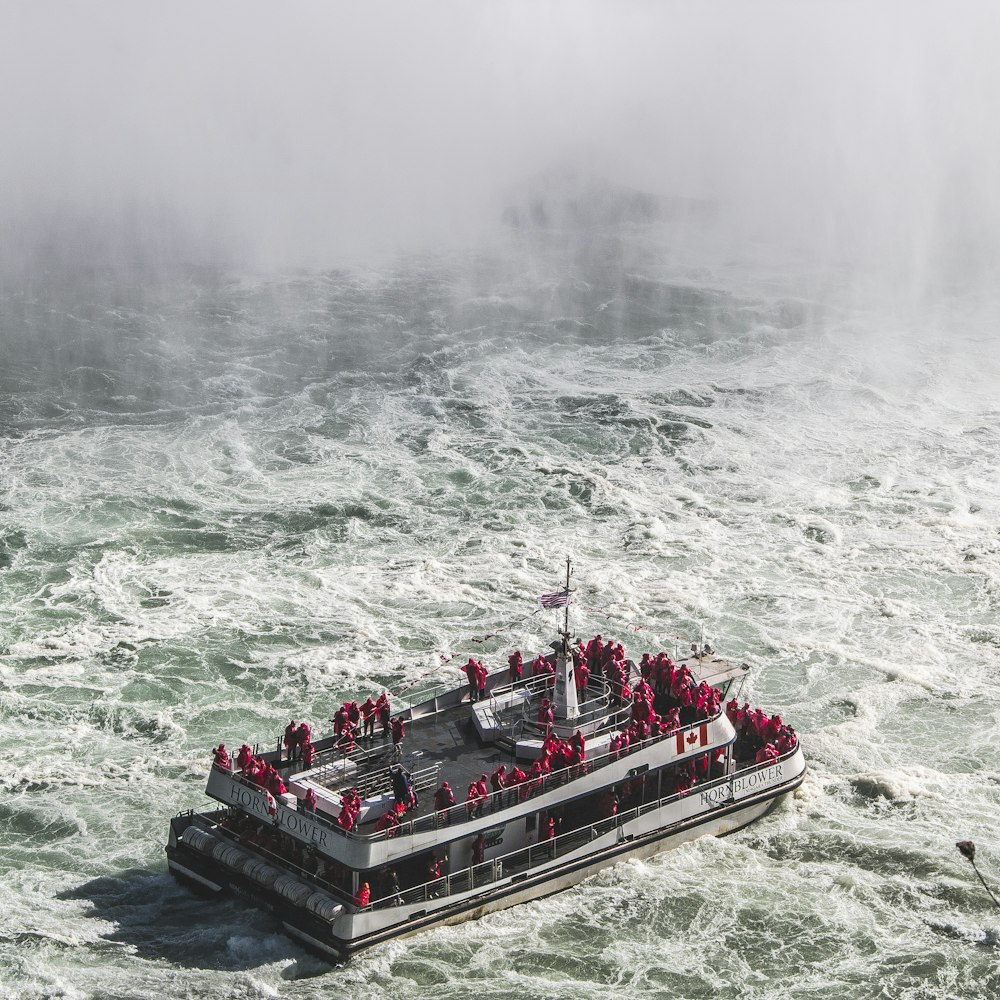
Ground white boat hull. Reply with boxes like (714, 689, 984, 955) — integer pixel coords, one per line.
(168, 749, 804, 960)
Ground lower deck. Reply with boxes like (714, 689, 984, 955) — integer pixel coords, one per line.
(194, 740, 803, 912)
(170, 743, 806, 960)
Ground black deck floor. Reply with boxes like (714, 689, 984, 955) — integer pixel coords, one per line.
(281, 659, 723, 831)
(361, 701, 512, 824)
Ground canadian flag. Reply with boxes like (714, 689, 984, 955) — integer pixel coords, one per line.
(265, 790, 277, 817)
(675, 723, 709, 755)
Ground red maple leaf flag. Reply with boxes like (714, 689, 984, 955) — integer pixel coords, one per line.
(675, 723, 709, 755)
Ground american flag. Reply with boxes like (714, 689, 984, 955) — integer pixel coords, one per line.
(537, 590, 570, 609)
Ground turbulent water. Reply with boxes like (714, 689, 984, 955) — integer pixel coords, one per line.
(2, 221, 999, 1000)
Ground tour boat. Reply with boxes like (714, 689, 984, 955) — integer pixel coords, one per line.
(165, 567, 806, 960)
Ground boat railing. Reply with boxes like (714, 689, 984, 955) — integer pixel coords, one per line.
(368, 706, 726, 839)
(366, 819, 600, 910)
(399, 677, 461, 716)
(570, 685, 621, 728)
(309, 740, 398, 790)
(486, 675, 552, 742)
(487, 674, 552, 703)
(523, 682, 622, 732)
(309, 758, 444, 817)
(490, 677, 619, 745)
(365, 742, 801, 911)
(333, 759, 444, 803)
(517, 696, 631, 743)
(234, 705, 730, 844)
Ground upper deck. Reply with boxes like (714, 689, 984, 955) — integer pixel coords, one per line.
(204, 652, 752, 869)
(271, 652, 744, 826)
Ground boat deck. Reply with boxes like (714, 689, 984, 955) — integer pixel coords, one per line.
(275, 653, 743, 831)
(287, 696, 522, 829)
(391, 701, 511, 821)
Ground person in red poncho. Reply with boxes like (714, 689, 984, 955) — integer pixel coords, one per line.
(283, 720, 298, 761)
(474, 775, 489, 818)
(586, 634, 603, 663)
(507, 650, 522, 684)
(337, 722, 356, 755)
(376, 694, 391, 738)
(426, 856, 443, 897)
(465, 781, 480, 818)
(541, 813, 556, 856)
(337, 794, 358, 831)
(375, 809, 400, 838)
(333, 706, 348, 736)
(212, 744, 230, 772)
(536, 697, 554, 734)
(776, 727, 797, 755)
(461, 658, 481, 702)
(490, 765, 506, 812)
(528, 761, 544, 798)
(506, 766, 526, 807)
(631, 693, 651, 725)
(390, 716, 405, 756)
(296, 721, 311, 757)
(354, 881, 370, 909)
(361, 697, 376, 741)
(434, 781, 456, 825)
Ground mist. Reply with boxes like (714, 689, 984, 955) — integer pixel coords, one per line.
(1, 1, 999, 295)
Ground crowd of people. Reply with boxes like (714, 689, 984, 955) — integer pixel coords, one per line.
(503, 634, 723, 721)
(726, 699, 798, 764)
(331, 692, 397, 755)
(205, 639, 802, 920)
(213, 742, 292, 805)
(281, 720, 313, 761)
(461, 658, 488, 702)
(211, 632, 798, 848)
(427, 728, 590, 825)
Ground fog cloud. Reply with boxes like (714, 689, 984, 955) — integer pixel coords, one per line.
(2, 1, 998, 286)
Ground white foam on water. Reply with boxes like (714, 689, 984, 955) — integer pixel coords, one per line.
(3, 249, 1000, 998)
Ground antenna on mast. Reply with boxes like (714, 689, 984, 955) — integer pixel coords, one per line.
(563, 555, 572, 644)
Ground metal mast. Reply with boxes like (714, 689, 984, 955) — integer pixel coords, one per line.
(553, 555, 579, 720)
